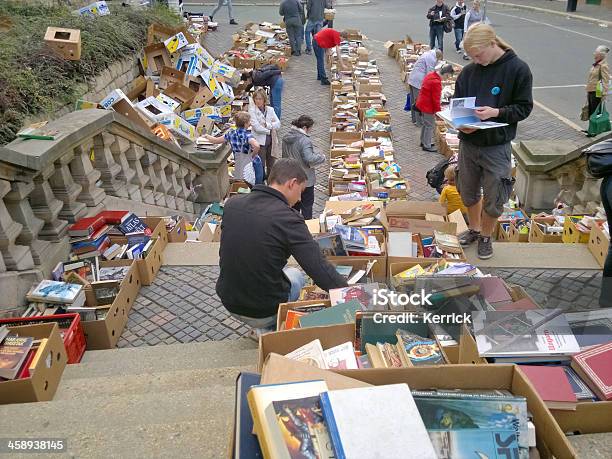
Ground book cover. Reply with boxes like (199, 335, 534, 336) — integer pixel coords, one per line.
(565, 308, 612, 350)
(571, 342, 612, 401)
(272, 396, 335, 459)
(471, 277, 513, 305)
(320, 384, 436, 459)
(118, 213, 151, 236)
(96, 210, 129, 225)
(234, 372, 263, 459)
(518, 365, 577, 410)
(314, 233, 347, 257)
(284, 310, 307, 330)
(285, 339, 327, 369)
(331, 224, 367, 249)
(323, 342, 358, 370)
(346, 236, 381, 256)
(328, 284, 379, 309)
(247, 380, 329, 459)
(412, 395, 529, 457)
(298, 300, 362, 329)
(472, 309, 580, 358)
(27, 280, 83, 304)
(0, 336, 34, 380)
(68, 215, 105, 237)
(396, 330, 445, 366)
(427, 429, 522, 459)
(553, 365, 596, 401)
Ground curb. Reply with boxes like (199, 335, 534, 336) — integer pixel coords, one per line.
(489, 1, 612, 27)
(184, 1, 370, 7)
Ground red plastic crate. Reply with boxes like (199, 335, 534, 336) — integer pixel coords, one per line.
(0, 313, 86, 364)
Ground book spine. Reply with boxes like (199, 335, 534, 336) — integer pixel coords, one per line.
(245, 390, 274, 459)
(319, 392, 345, 459)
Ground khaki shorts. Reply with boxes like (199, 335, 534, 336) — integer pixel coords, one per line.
(456, 141, 515, 218)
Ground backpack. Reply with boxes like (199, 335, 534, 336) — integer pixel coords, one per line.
(426, 156, 451, 193)
(584, 138, 612, 179)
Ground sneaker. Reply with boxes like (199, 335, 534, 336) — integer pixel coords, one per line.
(459, 229, 480, 246)
(456, 49, 462, 54)
(229, 19, 238, 25)
(321, 79, 331, 86)
(247, 328, 265, 342)
(463, 55, 470, 61)
(304, 49, 312, 55)
(477, 236, 493, 259)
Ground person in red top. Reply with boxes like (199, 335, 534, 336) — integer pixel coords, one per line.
(313, 28, 347, 85)
(416, 63, 454, 152)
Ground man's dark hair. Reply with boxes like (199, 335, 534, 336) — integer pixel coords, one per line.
(291, 115, 314, 130)
(268, 158, 307, 185)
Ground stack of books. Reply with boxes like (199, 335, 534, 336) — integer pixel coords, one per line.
(23, 280, 86, 319)
(0, 326, 36, 381)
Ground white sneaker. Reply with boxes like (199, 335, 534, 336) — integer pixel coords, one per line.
(456, 49, 462, 54)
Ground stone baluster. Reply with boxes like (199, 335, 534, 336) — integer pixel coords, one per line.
(153, 156, 173, 208)
(126, 143, 154, 205)
(110, 135, 141, 202)
(70, 141, 106, 212)
(94, 133, 124, 197)
(180, 167, 195, 214)
(0, 180, 34, 271)
(0, 251, 5, 273)
(4, 181, 53, 266)
(141, 150, 162, 206)
(49, 151, 88, 223)
(29, 165, 69, 241)
(167, 162, 185, 211)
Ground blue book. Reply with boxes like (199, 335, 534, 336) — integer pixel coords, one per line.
(118, 213, 149, 235)
(427, 429, 522, 459)
(233, 372, 263, 459)
(413, 396, 529, 459)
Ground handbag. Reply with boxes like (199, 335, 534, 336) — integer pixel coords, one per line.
(584, 139, 612, 178)
(443, 18, 454, 33)
(588, 102, 611, 137)
(404, 93, 411, 112)
(580, 103, 590, 122)
(270, 128, 281, 159)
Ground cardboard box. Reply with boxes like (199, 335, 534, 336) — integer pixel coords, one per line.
(154, 113, 196, 144)
(258, 323, 355, 370)
(0, 323, 68, 404)
(552, 402, 612, 435)
(330, 131, 362, 144)
(367, 180, 409, 200)
(143, 43, 172, 75)
(562, 216, 591, 244)
(528, 216, 563, 243)
(163, 82, 196, 111)
(159, 66, 188, 90)
(333, 365, 579, 459)
(276, 300, 332, 331)
(134, 96, 175, 123)
(498, 221, 529, 242)
(81, 260, 140, 350)
(388, 260, 446, 287)
(44, 27, 81, 60)
(588, 222, 609, 268)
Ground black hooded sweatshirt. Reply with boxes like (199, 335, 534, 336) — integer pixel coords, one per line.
(454, 49, 533, 147)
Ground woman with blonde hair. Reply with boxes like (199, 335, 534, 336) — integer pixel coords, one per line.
(454, 23, 533, 260)
(462, 0, 488, 59)
(585, 45, 610, 122)
(249, 88, 281, 179)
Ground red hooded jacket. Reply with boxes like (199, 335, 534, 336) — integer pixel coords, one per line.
(415, 71, 442, 114)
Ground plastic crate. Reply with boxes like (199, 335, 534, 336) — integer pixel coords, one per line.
(0, 313, 86, 364)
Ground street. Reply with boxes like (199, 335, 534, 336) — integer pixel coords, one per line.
(186, 0, 612, 125)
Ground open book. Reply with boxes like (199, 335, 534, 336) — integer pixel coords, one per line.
(437, 97, 508, 130)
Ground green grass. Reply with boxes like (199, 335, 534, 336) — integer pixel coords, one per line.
(0, 1, 182, 145)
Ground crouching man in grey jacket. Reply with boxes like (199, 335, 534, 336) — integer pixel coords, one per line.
(281, 115, 326, 219)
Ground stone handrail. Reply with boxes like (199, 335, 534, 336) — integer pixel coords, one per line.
(0, 109, 230, 313)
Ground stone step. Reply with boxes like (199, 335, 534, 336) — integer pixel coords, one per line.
(55, 365, 255, 401)
(0, 386, 235, 448)
(80, 338, 257, 363)
(64, 347, 258, 380)
(29, 419, 232, 459)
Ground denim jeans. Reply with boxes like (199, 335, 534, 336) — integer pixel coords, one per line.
(285, 19, 303, 54)
(454, 27, 464, 51)
(313, 40, 326, 80)
(270, 77, 283, 119)
(409, 85, 422, 125)
(229, 266, 306, 330)
(304, 20, 323, 51)
(210, 0, 233, 19)
(600, 176, 612, 307)
(429, 24, 445, 51)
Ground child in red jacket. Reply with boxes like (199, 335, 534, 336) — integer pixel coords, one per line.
(416, 63, 454, 152)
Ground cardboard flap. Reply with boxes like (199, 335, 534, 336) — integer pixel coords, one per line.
(261, 353, 371, 390)
(448, 210, 468, 235)
(386, 201, 446, 217)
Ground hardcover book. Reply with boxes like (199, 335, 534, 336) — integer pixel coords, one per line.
(314, 233, 347, 257)
(323, 342, 358, 370)
(396, 330, 445, 366)
(472, 309, 580, 359)
(564, 308, 612, 350)
(328, 284, 379, 309)
(247, 380, 329, 459)
(571, 342, 612, 401)
(284, 339, 327, 369)
(0, 335, 34, 380)
(518, 365, 577, 410)
(233, 372, 263, 459)
(118, 213, 151, 236)
(320, 384, 436, 459)
(298, 300, 362, 329)
(331, 224, 367, 249)
(68, 215, 105, 237)
(27, 280, 83, 304)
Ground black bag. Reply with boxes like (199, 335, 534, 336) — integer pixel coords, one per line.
(585, 139, 612, 178)
(426, 156, 451, 193)
(443, 18, 454, 33)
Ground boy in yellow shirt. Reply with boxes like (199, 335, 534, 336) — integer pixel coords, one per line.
(439, 165, 468, 217)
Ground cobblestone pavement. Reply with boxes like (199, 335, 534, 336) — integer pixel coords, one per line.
(118, 22, 603, 348)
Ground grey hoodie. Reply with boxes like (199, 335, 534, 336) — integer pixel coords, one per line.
(282, 126, 326, 187)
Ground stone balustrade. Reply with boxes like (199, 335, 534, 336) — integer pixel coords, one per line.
(0, 109, 230, 314)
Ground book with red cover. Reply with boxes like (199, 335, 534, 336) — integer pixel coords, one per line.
(472, 277, 513, 305)
(518, 365, 577, 410)
(571, 342, 612, 401)
(96, 210, 129, 225)
(68, 216, 105, 237)
(495, 297, 539, 312)
(16, 349, 37, 379)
